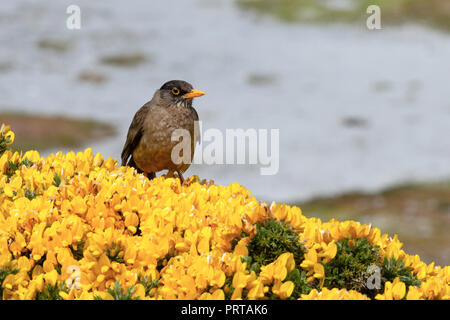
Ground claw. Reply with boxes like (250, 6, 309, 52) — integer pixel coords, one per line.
(200, 179, 214, 186)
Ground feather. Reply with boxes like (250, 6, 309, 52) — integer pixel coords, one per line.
(121, 104, 150, 166)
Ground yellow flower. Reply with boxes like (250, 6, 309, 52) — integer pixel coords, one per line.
(272, 280, 295, 299)
(132, 284, 146, 299)
(313, 263, 325, 288)
(232, 271, 250, 290)
(247, 280, 265, 300)
(300, 248, 318, 270)
(233, 241, 248, 256)
(5, 131, 14, 145)
(406, 286, 422, 300)
(43, 269, 59, 287)
(0, 124, 11, 134)
(419, 276, 448, 300)
(318, 240, 337, 264)
(3, 184, 14, 197)
(259, 256, 283, 284)
(1, 124, 14, 146)
(375, 278, 406, 300)
(300, 288, 369, 300)
(392, 281, 406, 300)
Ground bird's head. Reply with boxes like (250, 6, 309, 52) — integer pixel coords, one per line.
(158, 80, 205, 107)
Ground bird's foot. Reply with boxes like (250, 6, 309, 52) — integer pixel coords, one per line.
(182, 175, 200, 186)
(164, 170, 184, 183)
(165, 170, 175, 178)
(181, 175, 214, 187)
(200, 178, 215, 186)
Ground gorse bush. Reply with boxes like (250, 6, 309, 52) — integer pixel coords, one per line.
(323, 238, 381, 295)
(0, 124, 449, 300)
(245, 219, 305, 272)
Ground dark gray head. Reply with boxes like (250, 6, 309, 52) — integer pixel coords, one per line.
(157, 80, 205, 107)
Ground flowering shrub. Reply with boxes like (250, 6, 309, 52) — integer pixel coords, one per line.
(0, 124, 449, 300)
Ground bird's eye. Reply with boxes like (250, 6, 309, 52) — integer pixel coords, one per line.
(171, 87, 180, 95)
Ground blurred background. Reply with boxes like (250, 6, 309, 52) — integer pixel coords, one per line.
(0, 0, 449, 264)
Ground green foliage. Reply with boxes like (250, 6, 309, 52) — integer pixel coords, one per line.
(231, 230, 250, 251)
(156, 253, 173, 272)
(0, 264, 20, 300)
(107, 280, 140, 300)
(241, 255, 261, 274)
(70, 240, 85, 261)
(284, 268, 312, 299)
(223, 276, 235, 300)
(25, 189, 36, 200)
(137, 274, 158, 297)
(247, 218, 305, 270)
(0, 135, 11, 156)
(53, 173, 62, 187)
(5, 157, 33, 178)
(319, 239, 421, 298)
(382, 257, 420, 288)
(55, 263, 62, 275)
(323, 238, 380, 295)
(5, 161, 20, 179)
(238, 219, 309, 299)
(105, 242, 124, 264)
(35, 282, 68, 300)
(20, 157, 33, 168)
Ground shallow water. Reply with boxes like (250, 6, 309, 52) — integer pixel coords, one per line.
(1, 0, 450, 203)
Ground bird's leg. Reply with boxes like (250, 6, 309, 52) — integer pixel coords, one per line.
(166, 170, 175, 178)
(176, 170, 185, 184)
(144, 172, 156, 180)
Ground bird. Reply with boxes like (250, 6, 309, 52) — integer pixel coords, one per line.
(121, 80, 205, 183)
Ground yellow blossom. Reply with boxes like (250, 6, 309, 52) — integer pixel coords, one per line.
(0, 123, 448, 300)
(375, 278, 406, 300)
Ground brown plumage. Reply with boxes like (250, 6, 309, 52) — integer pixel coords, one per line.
(121, 80, 204, 182)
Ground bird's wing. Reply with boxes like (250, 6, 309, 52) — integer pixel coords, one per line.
(121, 104, 150, 166)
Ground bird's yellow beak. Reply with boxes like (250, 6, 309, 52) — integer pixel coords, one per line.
(183, 89, 206, 99)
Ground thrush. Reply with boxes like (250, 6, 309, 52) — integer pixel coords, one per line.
(121, 80, 205, 183)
